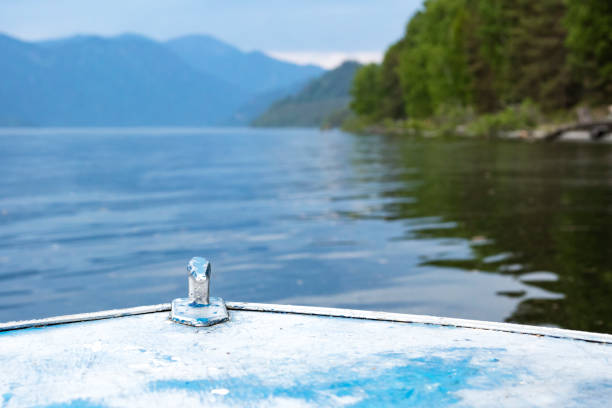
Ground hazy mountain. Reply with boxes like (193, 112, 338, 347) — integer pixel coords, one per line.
(253, 61, 361, 127)
(0, 34, 58, 126)
(0, 33, 324, 126)
(166, 35, 324, 94)
(224, 79, 308, 125)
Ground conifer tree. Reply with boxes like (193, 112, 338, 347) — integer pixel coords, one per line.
(505, 0, 576, 111)
(565, 0, 612, 103)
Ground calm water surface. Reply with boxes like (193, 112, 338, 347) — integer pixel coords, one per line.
(0, 128, 611, 332)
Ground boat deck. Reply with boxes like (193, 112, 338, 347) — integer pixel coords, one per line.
(1, 303, 611, 407)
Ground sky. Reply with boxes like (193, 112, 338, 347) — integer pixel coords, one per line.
(0, 0, 422, 68)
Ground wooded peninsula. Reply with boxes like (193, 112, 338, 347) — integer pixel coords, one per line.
(347, 0, 612, 137)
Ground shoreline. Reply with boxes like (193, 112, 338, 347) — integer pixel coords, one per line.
(344, 120, 612, 143)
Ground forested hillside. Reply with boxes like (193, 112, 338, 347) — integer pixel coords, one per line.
(349, 0, 612, 131)
(253, 61, 361, 127)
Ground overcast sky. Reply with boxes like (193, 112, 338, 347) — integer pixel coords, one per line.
(0, 0, 422, 68)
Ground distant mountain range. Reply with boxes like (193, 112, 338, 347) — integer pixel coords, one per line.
(252, 61, 361, 128)
(166, 35, 322, 95)
(0, 33, 324, 126)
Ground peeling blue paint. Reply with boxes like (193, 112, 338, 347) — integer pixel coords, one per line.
(572, 379, 612, 405)
(1, 310, 609, 407)
(171, 297, 228, 327)
(150, 351, 516, 406)
(0, 326, 44, 336)
(41, 398, 106, 408)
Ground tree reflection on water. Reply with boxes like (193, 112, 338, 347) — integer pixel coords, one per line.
(349, 135, 612, 333)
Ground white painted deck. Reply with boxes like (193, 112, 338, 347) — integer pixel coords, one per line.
(1, 303, 611, 407)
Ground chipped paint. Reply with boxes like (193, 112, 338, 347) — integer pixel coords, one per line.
(0, 303, 170, 332)
(2, 302, 611, 344)
(0, 309, 611, 407)
(148, 352, 513, 406)
(171, 297, 229, 327)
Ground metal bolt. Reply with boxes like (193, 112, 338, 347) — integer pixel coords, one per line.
(188, 257, 210, 305)
(170, 256, 228, 327)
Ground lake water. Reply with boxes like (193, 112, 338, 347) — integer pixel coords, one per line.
(0, 127, 611, 333)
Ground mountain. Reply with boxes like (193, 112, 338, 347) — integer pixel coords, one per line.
(252, 61, 361, 127)
(0, 33, 323, 126)
(224, 80, 309, 125)
(0, 33, 246, 126)
(166, 35, 324, 94)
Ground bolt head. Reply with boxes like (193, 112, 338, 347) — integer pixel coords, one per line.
(171, 297, 229, 327)
(188, 257, 210, 281)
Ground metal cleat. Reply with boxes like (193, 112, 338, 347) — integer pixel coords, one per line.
(171, 257, 229, 327)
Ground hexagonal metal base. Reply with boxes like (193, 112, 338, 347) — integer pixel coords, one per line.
(170, 297, 229, 327)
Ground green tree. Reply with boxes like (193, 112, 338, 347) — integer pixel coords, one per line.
(350, 63, 383, 121)
(349, 0, 608, 126)
(505, 0, 577, 111)
(565, 0, 612, 103)
(397, 1, 473, 118)
(462, 0, 508, 112)
(378, 40, 406, 119)
(396, 10, 435, 118)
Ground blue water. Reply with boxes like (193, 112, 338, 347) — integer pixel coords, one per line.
(1, 127, 611, 332)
